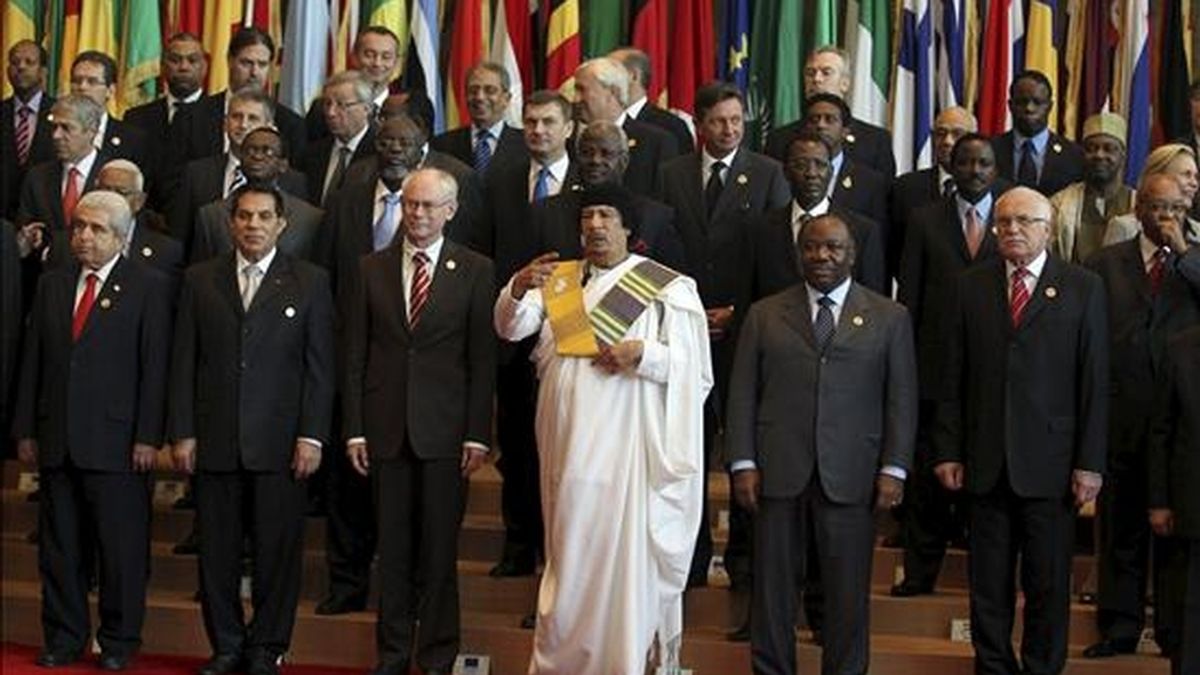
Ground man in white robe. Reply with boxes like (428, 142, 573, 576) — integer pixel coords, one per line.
(495, 184, 712, 675)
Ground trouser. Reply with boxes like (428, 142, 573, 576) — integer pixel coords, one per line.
(900, 401, 967, 589)
(494, 349, 543, 566)
(324, 433, 376, 603)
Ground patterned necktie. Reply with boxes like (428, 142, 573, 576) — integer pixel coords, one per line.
(241, 264, 263, 310)
(1018, 139, 1038, 187)
(813, 295, 835, 352)
(706, 160, 726, 215)
(942, 177, 955, 198)
(532, 166, 551, 202)
(1010, 267, 1031, 327)
(72, 272, 99, 341)
(964, 206, 984, 258)
(1148, 249, 1168, 295)
(374, 192, 401, 251)
(15, 106, 33, 166)
(409, 251, 431, 326)
(62, 167, 82, 223)
(226, 166, 246, 197)
(474, 128, 493, 173)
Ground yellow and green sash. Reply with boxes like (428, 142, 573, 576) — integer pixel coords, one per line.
(589, 259, 680, 346)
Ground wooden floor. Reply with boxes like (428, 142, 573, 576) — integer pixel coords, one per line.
(0, 461, 1168, 674)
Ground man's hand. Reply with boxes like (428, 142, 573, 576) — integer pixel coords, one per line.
(292, 441, 322, 479)
(874, 474, 905, 513)
(173, 438, 197, 475)
(732, 469, 761, 513)
(705, 306, 735, 340)
(1072, 469, 1103, 509)
(512, 252, 561, 300)
(591, 340, 643, 375)
(15, 221, 45, 258)
(1149, 508, 1175, 537)
(1160, 216, 1191, 254)
(132, 443, 157, 472)
(934, 461, 964, 491)
(347, 441, 370, 477)
(16, 439, 37, 465)
(460, 446, 487, 477)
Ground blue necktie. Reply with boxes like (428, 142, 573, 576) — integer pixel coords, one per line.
(374, 192, 401, 251)
(813, 296, 835, 352)
(532, 166, 551, 202)
(1018, 139, 1038, 187)
(473, 128, 493, 173)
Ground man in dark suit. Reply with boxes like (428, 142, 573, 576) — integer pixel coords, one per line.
(992, 70, 1085, 197)
(16, 95, 110, 236)
(2, 40, 55, 220)
(574, 57, 679, 198)
(430, 61, 527, 180)
(891, 106, 976, 272)
(170, 184, 334, 675)
(934, 186, 1109, 675)
(68, 52, 150, 174)
(765, 47, 896, 179)
(89, 160, 185, 281)
(343, 168, 495, 675)
(1083, 173, 1200, 659)
(1148, 326, 1200, 675)
(1, 219, 20, 457)
(192, 128, 325, 264)
(750, 129, 886, 299)
(13, 190, 171, 671)
(893, 133, 1003, 596)
(727, 213, 917, 675)
(658, 82, 790, 593)
(609, 47, 694, 152)
(302, 71, 377, 206)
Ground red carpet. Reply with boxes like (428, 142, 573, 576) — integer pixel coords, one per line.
(1, 643, 364, 674)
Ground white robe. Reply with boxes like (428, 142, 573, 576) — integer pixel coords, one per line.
(494, 254, 713, 675)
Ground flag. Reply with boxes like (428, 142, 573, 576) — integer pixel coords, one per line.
(492, 0, 533, 126)
(202, 0, 244, 93)
(584, 0, 622, 58)
(408, 0, 444, 132)
(772, 1, 802, 127)
(812, 0, 837, 49)
(977, 0, 1024, 135)
(961, 0, 980, 110)
(1061, 0, 1086, 140)
(892, 0, 934, 173)
(46, 0, 82, 96)
(1079, 0, 1117, 127)
(166, 0, 204, 37)
(747, 0, 801, 144)
(2, 0, 39, 99)
(1158, 0, 1190, 143)
(363, 0, 409, 72)
(935, 0, 966, 109)
(847, 0, 890, 125)
(631, 0, 670, 105)
(331, 0, 361, 74)
(119, 0, 161, 113)
(1025, 0, 1059, 131)
(668, 0, 714, 121)
(1114, 0, 1150, 184)
(446, 0, 489, 130)
(277, 0, 329, 115)
(78, 0, 118, 55)
(545, 0, 580, 94)
(718, 0, 750, 91)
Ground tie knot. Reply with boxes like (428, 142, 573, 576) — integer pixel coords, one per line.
(18, 106, 31, 119)
(477, 128, 492, 142)
(1022, 139, 1035, 153)
(383, 191, 401, 205)
(86, 271, 98, 284)
(1012, 266, 1028, 282)
(243, 264, 261, 278)
(413, 251, 429, 265)
(538, 166, 551, 179)
(712, 160, 726, 173)
(69, 166, 81, 178)
(817, 295, 834, 308)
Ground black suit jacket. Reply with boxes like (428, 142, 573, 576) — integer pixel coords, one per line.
(934, 255, 1109, 498)
(1086, 240, 1200, 463)
(1148, 327, 1200, 538)
(891, 167, 942, 271)
(622, 118, 680, 197)
(168, 91, 307, 164)
(301, 126, 378, 205)
(727, 282, 917, 501)
(992, 130, 1085, 197)
(633, 104, 694, 154)
(100, 117, 151, 172)
(1, 94, 55, 219)
(423, 149, 488, 252)
(658, 149, 791, 310)
(898, 195, 1001, 398)
(430, 124, 528, 180)
(342, 240, 495, 459)
(764, 117, 896, 179)
(13, 256, 171, 470)
(124, 97, 201, 209)
(15, 153, 111, 231)
(168, 154, 309, 248)
(0, 219, 20, 441)
(830, 156, 892, 270)
(168, 252, 334, 472)
(749, 204, 886, 299)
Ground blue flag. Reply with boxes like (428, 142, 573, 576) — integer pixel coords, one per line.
(719, 0, 750, 91)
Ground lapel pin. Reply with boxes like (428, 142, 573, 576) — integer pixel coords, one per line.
(446, 259, 457, 270)
(141, 246, 153, 258)
(736, 173, 748, 185)
(1052, 142, 1062, 154)
(1045, 286, 1057, 298)
(284, 306, 296, 318)
(111, 135, 121, 147)
(111, 283, 121, 293)
(99, 298, 111, 309)
(852, 315, 864, 326)
(628, 137, 638, 148)
(842, 175, 853, 189)
(846, 133, 857, 144)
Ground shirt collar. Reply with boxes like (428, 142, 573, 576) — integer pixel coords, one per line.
(167, 88, 203, 108)
(792, 197, 831, 222)
(66, 148, 99, 179)
(373, 87, 389, 110)
(534, 153, 571, 184)
(474, 119, 507, 142)
(626, 96, 649, 119)
(374, 178, 402, 202)
(806, 277, 852, 306)
(236, 246, 278, 276)
(93, 113, 109, 150)
(402, 234, 445, 264)
(956, 191, 993, 223)
(81, 252, 121, 282)
(1139, 232, 1167, 266)
(16, 89, 43, 112)
(1014, 127, 1051, 155)
(1006, 249, 1048, 279)
(614, 111, 629, 127)
(937, 167, 954, 191)
(339, 122, 371, 153)
(701, 146, 738, 172)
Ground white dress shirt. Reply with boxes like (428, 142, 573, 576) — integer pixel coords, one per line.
(702, 146, 738, 186)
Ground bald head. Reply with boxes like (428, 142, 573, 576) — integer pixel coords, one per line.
(933, 107, 977, 170)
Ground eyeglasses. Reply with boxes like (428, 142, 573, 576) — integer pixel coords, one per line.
(323, 99, 367, 113)
(994, 215, 1050, 231)
(402, 198, 454, 212)
(1141, 200, 1190, 216)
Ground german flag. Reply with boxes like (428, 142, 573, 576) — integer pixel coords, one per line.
(631, 0, 668, 105)
(545, 0, 580, 94)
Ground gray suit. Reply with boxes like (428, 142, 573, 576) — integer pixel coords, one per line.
(189, 194, 325, 265)
(726, 281, 918, 675)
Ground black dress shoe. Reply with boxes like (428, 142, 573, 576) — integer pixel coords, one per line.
(890, 580, 934, 597)
(489, 556, 535, 577)
(198, 653, 242, 675)
(173, 531, 199, 555)
(368, 663, 407, 675)
(98, 653, 132, 671)
(315, 594, 366, 615)
(35, 650, 82, 667)
(245, 655, 280, 675)
(1083, 638, 1138, 658)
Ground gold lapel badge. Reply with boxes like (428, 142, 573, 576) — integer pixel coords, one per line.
(99, 298, 112, 309)
(736, 173, 748, 185)
(446, 259, 457, 270)
(1052, 143, 1062, 154)
(842, 175, 853, 189)
(1045, 287, 1058, 299)
(141, 246, 153, 258)
(852, 315, 864, 326)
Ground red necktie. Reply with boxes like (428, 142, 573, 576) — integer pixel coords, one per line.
(1148, 250, 1166, 295)
(15, 106, 32, 165)
(62, 167, 81, 223)
(1010, 267, 1031, 327)
(72, 272, 98, 341)
(409, 251, 430, 326)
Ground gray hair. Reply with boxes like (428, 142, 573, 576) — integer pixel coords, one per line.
(402, 167, 459, 204)
(809, 45, 851, 70)
(609, 48, 651, 90)
(98, 159, 145, 192)
(52, 94, 103, 132)
(228, 86, 275, 123)
(579, 57, 629, 107)
(467, 61, 512, 93)
(324, 69, 375, 105)
(75, 190, 134, 240)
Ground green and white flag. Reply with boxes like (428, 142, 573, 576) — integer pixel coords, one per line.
(846, 0, 891, 126)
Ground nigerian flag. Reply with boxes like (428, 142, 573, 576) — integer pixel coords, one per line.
(847, 0, 891, 125)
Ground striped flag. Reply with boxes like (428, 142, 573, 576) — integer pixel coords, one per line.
(977, 0, 1024, 135)
(119, 0, 161, 112)
(1025, 0, 1059, 131)
(846, 0, 890, 126)
(277, 0, 329, 115)
(446, 0, 490, 130)
(409, 0, 444, 132)
(166, 0, 204, 37)
(934, 0, 969, 109)
(892, 0, 934, 173)
(812, 0, 837, 49)
(1061, 0, 1087, 140)
(1113, 0, 1150, 184)
(718, 0, 750, 91)
(492, 0, 533, 126)
(47, 0, 82, 96)
(545, 0, 581, 94)
(202, 0, 244, 93)
(331, 0, 362, 75)
(631, 0, 670, 105)
(2, 0, 39, 99)
(668, 0, 714, 122)
(363, 0, 409, 72)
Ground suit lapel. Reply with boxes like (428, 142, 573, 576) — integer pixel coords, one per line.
(76, 257, 126, 343)
(945, 199, 972, 261)
(1119, 239, 1152, 303)
(418, 240, 463, 335)
(218, 254, 246, 317)
(831, 283, 869, 349)
(712, 150, 752, 222)
(780, 285, 817, 350)
(382, 245, 410, 334)
(1016, 255, 1061, 331)
(247, 253, 289, 314)
(680, 153, 708, 231)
